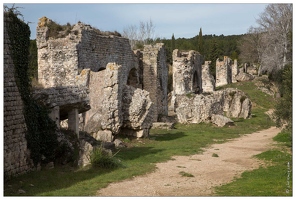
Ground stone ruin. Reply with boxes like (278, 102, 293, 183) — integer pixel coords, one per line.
(215, 56, 238, 87)
(171, 49, 203, 109)
(35, 17, 169, 166)
(201, 61, 215, 93)
(175, 88, 252, 125)
(4, 14, 253, 176)
(36, 17, 167, 141)
(172, 55, 251, 126)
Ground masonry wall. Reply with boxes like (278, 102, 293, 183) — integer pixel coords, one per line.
(215, 56, 232, 87)
(4, 13, 33, 178)
(143, 43, 168, 121)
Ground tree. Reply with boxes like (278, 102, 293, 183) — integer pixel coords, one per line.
(274, 64, 292, 130)
(171, 33, 175, 51)
(238, 27, 264, 67)
(122, 19, 156, 49)
(197, 28, 203, 54)
(208, 39, 221, 78)
(256, 4, 292, 74)
(122, 24, 138, 49)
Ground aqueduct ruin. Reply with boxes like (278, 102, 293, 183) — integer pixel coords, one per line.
(4, 14, 252, 176)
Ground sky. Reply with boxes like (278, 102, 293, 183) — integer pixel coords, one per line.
(3, 1, 274, 40)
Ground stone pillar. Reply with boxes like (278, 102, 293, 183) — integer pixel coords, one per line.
(202, 61, 215, 93)
(49, 106, 60, 128)
(232, 59, 238, 83)
(68, 108, 79, 138)
(143, 43, 167, 122)
(216, 56, 232, 87)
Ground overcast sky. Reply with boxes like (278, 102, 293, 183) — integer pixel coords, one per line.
(3, 1, 277, 39)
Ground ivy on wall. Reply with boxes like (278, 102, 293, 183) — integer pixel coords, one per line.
(5, 8, 58, 167)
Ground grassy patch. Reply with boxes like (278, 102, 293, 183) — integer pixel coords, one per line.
(215, 149, 292, 196)
(273, 129, 292, 148)
(179, 171, 194, 177)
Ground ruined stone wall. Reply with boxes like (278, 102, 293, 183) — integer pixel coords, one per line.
(202, 61, 215, 93)
(36, 18, 139, 131)
(4, 13, 33, 177)
(172, 49, 203, 95)
(37, 19, 137, 89)
(143, 43, 168, 121)
(171, 49, 203, 110)
(215, 56, 232, 87)
(37, 22, 80, 88)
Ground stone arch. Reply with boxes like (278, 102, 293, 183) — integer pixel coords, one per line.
(127, 68, 139, 88)
(192, 71, 199, 94)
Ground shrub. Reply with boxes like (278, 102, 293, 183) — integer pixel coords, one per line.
(90, 147, 121, 169)
(240, 95, 247, 103)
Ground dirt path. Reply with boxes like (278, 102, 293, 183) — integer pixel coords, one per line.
(97, 126, 280, 196)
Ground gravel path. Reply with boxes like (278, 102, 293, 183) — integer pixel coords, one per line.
(97, 126, 280, 196)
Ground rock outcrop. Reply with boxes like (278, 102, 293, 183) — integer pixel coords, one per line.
(121, 85, 154, 138)
(175, 88, 252, 125)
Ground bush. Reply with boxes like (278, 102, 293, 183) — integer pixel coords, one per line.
(90, 147, 121, 169)
(274, 64, 292, 130)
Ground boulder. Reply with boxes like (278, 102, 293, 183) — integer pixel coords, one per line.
(114, 139, 126, 148)
(121, 85, 154, 137)
(211, 114, 234, 127)
(235, 71, 255, 82)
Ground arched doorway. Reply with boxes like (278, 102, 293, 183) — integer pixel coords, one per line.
(127, 68, 139, 88)
(192, 71, 199, 94)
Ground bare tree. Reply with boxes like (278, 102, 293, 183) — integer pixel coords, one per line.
(122, 19, 156, 49)
(122, 24, 138, 49)
(256, 4, 292, 73)
(239, 26, 263, 64)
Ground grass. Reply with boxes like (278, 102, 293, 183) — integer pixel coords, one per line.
(214, 148, 292, 196)
(179, 171, 194, 177)
(4, 80, 284, 196)
(213, 80, 292, 196)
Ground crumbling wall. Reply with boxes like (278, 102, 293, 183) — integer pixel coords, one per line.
(143, 43, 168, 121)
(202, 61, 215, 93)
(37, 18, 137, 89)
(215, 56, 232, 87)
(36, 17, 157, 138)
(4, 13, 33, 177)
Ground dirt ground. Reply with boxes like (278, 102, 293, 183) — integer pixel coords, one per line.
(97, 126, 280, 196)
